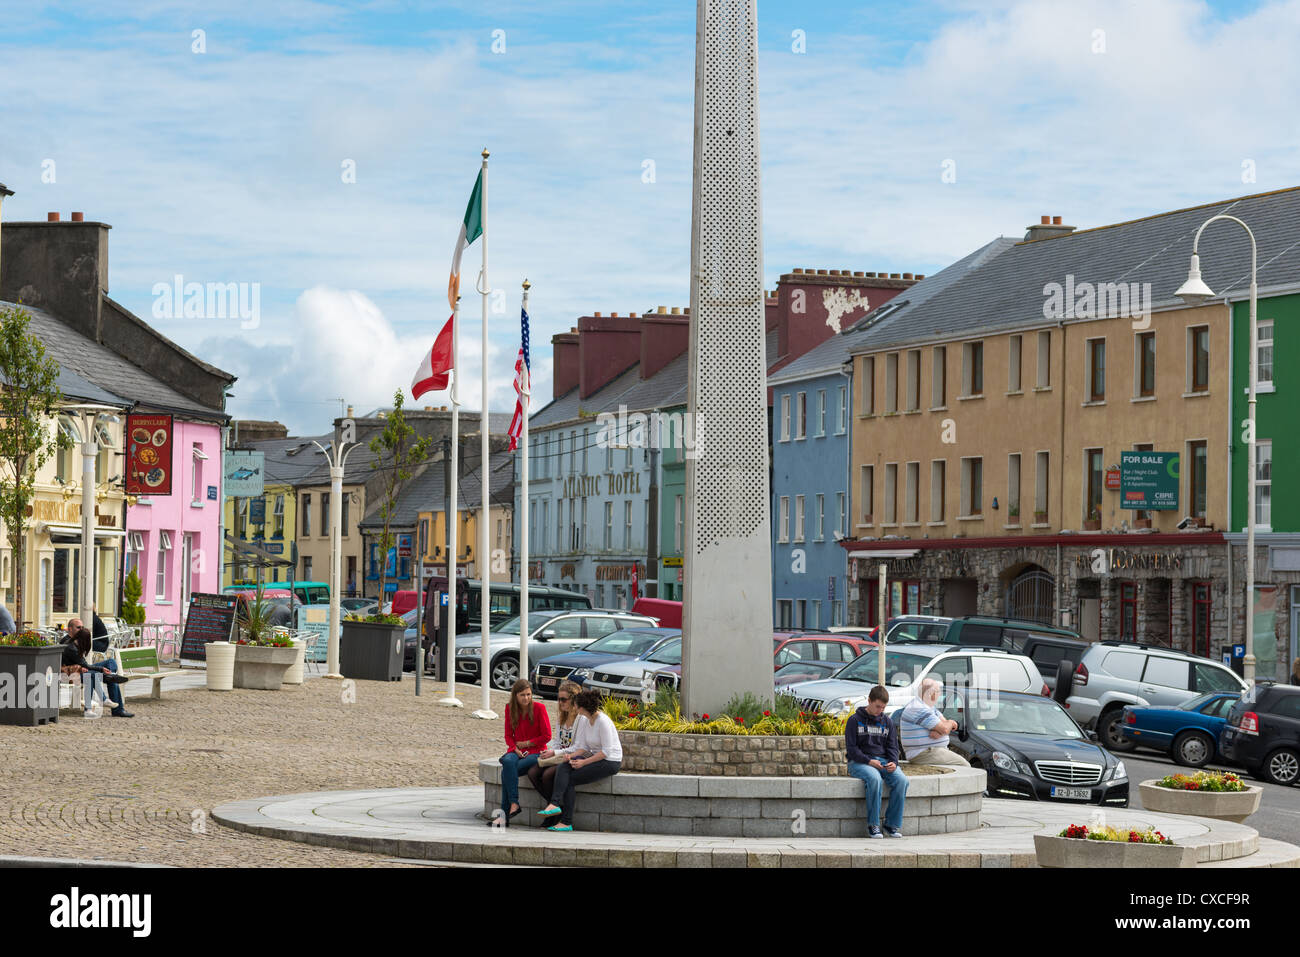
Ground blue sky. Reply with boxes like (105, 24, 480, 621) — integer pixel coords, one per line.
(3, 0, 1297, 432)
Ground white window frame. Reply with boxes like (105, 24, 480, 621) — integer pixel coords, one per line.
(155, 531, 173, 601)
(779, 496, 791, 543)
(1008, 335, 1022, 393)
(858, 466, 874, 525)
(604, 501, 613, 549)
(904, 461, 919, 524)
(1036, 330, 1051, 389)
(837, 386, 847, 433)
(624, 500, 633, 548)
(814, 493, 825, 541)
(1256, 439, 1272, 530)
(930, 460, 945, 523)
(795, 392, 807, 440)
(794, 494, 805, 542)
(885, 353, 899, 413)
(931, 346, 947, 408)
(1007, 453, 1021, 524)
(837, 492, 846, 536)
(674, 495, 684, 552)
(905, 350, 920, 411)
(780, 394, 791, 441)
(1257, 320, 1274, 392)
(883, 463, 898, 525)
(816, 389, 826, 437)
(860, 357, 875, 415)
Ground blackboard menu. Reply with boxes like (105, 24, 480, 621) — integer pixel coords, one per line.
(180, 593, 239, 661)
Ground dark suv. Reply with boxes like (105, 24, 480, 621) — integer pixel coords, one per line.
(1220, 683, 1300, 786)
(910, 616, 1088, 694)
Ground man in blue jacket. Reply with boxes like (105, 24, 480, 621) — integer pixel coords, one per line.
(845, 685, 909, 838)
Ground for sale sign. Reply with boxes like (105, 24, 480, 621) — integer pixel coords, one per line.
(125, 414, 173, 495)
(1120, 451, 1180, 510)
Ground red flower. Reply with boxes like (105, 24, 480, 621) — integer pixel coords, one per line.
(701, 714, 709, 720)
(735, 717, 744, 724)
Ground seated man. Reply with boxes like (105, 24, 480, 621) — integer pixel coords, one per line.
(845, 685, 909, 838)
(62, 628, 133, 718)
(900, 678, 970, 768)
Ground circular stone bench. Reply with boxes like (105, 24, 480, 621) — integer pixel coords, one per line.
(478, 760, 986, 837)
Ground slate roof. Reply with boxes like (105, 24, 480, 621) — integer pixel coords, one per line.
(850, 186, 1300, 354)
(7, 299, 228, 421)
(365, 407, 514, 435)
(357, 449, 514, 529)
(768, 238, 1018, 385)
(247, 432, 388, 486)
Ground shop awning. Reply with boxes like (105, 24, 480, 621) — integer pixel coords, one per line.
(39, 522, 126, 544)
(848, 548, 920, 560)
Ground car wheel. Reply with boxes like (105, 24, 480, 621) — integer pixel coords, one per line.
(1100, 708, 1136, 752)
(491, 656, 520, 691)
(1262, 748, 1300, 786)
(1171, 730, 1214, 769)
(1052, 659, 1074, 704)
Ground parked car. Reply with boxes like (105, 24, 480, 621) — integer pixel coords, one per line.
(423, 580, 593, 636)
(1063, 641, 1248, 752)
(631, 598, 682, 628)
(340, 597, 378, 615)
(941, 688, 1129, 806)
(774, 660, 845, 687)
(828, 625, 880, 640)
(1120, 692, 1240, 767)
(1220, 683, 1300, 785)
(651, 632, 875, 691)
(788, 644, 1049, 718)
(884, 615, 954, 644)
(400, 608, 421, 671)
(455, 610, 657, 690)
(529, 628, 680, 698)
(581, 636, 683, 699)
(936, 615, 1085, 654)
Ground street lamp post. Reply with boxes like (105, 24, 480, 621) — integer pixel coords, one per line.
(63, 406, 119, 629)
(1174, 214, 1258, 688)
(312, 424, 358, 679)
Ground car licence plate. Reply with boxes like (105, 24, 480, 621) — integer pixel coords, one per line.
(1050, 786, 1092, 800)
(539, 677, 558, 687)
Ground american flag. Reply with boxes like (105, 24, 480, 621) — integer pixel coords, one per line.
(507, 306, 531, 451)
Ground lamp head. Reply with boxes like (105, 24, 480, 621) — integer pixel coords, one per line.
(1175, 253, 1216, 304)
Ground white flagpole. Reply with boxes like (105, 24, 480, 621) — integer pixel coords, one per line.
(473, 147, 497, 720)
(519, 279, 531, 687)
(438, 296, 463, 708)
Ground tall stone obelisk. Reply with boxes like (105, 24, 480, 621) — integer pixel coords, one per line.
(682, 0, 774, 717)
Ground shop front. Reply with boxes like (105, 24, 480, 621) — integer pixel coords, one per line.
(24, 495, 123, 629)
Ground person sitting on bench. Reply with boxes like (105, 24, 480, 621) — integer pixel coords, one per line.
(62, 628, 133, 718)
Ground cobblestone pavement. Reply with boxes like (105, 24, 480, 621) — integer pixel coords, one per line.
(0, 677, 519, 867)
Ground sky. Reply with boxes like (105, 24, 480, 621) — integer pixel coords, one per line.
(2, 0, 1297, 433)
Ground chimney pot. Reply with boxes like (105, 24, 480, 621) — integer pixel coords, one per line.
(47, 212, 60, 222)
(916, 274, 926, 280)
(903, 272, 914, 280)
(424, 406, 432, 411)
(1041, 215, 1051, 225)
(657, 306, 667, 314)
(1052, 215, 1062, 225)
(571, 326, 578, 333)
(854, 271, 864, 277)
(594, 311, 602, 318)
(865, 272, 876, 278)
(629, 311, 637, 318)
(70, 212, 84, 222)
(670, 307, 680, 315)
(610, 311, 618, 317)
(793, 268, 804, 274)
(890, 273, 901, 279)
(817, 269, 828, 275)
(347, 405, 354, 417)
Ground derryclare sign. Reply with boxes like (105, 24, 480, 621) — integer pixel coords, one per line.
(1120, 451, 1179, 510)
(125, 414, 173, 495)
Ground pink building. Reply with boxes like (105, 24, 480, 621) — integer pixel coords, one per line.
(126, 420, 226, 628)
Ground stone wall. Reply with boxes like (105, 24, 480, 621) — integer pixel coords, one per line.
(620, 731, 847, 776)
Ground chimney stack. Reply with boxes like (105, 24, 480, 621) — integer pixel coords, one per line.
(1024, 214, 1076, 242)
(579, 312, 641, 398)
(1, 211, 111, 342)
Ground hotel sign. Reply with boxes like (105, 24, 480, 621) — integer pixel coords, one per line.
(561, 471, 643, 500)
(1120, 451, 1180, 510)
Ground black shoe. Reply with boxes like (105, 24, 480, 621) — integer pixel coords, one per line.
(508, 806, 522, 820)
(868, 825, 884, 839)
(110, 707, 134, 718)
(104, 673, 130, 685)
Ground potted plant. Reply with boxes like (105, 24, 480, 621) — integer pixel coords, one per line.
(1007, 504, 1020, 522)
(1138, 771, 1261, 824)
(1082, 507, 1101, 531)
(340, 611, 407, 682)
(0, 630, 63, 726)
(1134, 516, 1153, 529)
(862, 513, 873, 525)
(232, 587, 298, 690)
(1033, 509, 1048, 524)
(1034, 823, 1195, 868)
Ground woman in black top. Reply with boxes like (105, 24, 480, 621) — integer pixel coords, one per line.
(62, 628, 133, 717)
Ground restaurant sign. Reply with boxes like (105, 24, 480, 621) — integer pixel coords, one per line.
(125, 414, 174, 495)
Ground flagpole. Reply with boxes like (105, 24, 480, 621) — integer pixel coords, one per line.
(519, 279, 531, 687)
(438, 295, 464, 708)
(473, 147, 497, 720)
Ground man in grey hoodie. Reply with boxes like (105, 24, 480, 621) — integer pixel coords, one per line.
(844, 685, 909, 838)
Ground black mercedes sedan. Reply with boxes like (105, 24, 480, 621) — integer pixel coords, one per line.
(935, 689, 1129, 807)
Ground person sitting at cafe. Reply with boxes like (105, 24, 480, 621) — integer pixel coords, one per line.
(62, 628, 133, 718)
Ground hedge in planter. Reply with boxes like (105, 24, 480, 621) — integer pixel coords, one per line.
(340, 615, 405, 681)
(0, 631, 63, 726)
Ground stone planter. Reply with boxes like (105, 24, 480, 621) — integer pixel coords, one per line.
(1034, 833, 1196, 868)
(0, 644, 63, 725)
(232, 644, 298, 690)
(206, 641, 236, 691)
(621, 730, 848, 776)
(1138, 780, 1262, 824)
(282, 640, 305, 685)
(340, 621, 404, 681)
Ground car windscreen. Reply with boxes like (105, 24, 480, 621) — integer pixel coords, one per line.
(491, 610, 563, 635)
(644, 638, 682, 665)
(836, 650, 930, 687)
(585, 631, 666, 656)
(889, 621, 952, 644)
(964, 696, 1084, 739)
(1178, 692, 1220, 711)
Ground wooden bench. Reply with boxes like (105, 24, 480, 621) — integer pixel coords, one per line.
(117, 646, 187, 700)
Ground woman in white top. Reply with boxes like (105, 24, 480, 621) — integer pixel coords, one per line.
(537, 690, 623, 831)
(527, 679, 582, 804)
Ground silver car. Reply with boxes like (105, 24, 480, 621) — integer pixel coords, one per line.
(1063, 641, 1247, 752)
(786, 644, 1048, 718)
(455, 610, 657, 691)
(580, 636, 683, 699)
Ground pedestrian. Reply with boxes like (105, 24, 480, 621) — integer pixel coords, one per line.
(495, 679, 551, 825)
(538, 690, 622, 832)
(845, 685, 909, 838)
(899, 678, 970, 767)
(62, 628, 133, 718)
(527, 680, 583, 804)
(0, 603, 14, 635)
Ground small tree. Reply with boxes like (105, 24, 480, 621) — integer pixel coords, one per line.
(120, 567, 145, 625)
(0, 306, 68, 627)
(369, 391, 432, 604)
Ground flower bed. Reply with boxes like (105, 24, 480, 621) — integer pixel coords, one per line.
(605, 690, 846, 737)
(0, 630, 55, 648)
(1058, 823, 1173, 844)
(1153, 771, 1246, 792)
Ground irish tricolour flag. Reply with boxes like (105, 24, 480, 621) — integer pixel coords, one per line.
(412, 171, 484, 399)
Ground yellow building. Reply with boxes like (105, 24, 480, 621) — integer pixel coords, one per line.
(224, 484, 297, 586)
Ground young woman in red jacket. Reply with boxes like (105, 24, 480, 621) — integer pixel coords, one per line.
(496, 679, 552, 825)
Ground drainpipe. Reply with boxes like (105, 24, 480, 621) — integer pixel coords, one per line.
(839, 360, 854, 624)
(1057, 319, 1067, 619)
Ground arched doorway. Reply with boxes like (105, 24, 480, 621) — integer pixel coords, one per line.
(1004, 564, 1055, 625)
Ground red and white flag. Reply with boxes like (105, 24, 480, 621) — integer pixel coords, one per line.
(411, 314, 454, 399)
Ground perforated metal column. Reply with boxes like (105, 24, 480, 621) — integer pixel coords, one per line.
(682, 0, 775, 717)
